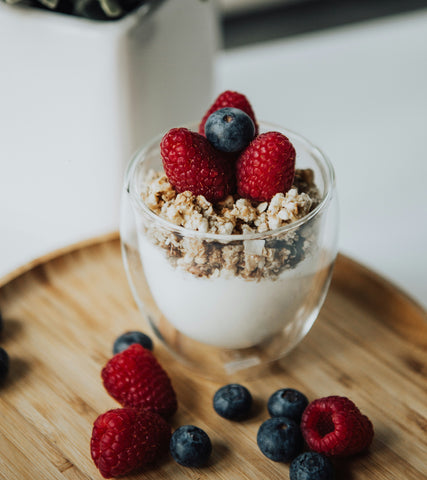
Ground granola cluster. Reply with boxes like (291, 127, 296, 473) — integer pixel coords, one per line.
(139, 169, 322, 280)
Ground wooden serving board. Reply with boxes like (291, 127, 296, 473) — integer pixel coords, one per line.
(0, 236, 426, 480)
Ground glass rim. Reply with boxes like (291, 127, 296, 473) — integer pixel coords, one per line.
(125, 121, 336, 241)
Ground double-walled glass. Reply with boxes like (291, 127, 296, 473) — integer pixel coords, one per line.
(120, 122, 338, 379)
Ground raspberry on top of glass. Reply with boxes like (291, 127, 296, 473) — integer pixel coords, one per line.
(161, 90, 296, 204)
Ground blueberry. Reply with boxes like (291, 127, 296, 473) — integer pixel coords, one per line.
(170, 425, 212, 467)
(205, 107, 255, 152)
(290, 452, 334, 480)
(268, 388, 308, 422)
(0, 347, 9, 384)
(113, 331, 153, 354)
(257, 417, 303, 462)
(213, 383, 252, 420)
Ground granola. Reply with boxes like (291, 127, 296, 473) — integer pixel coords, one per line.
(139, 169, 322, 280)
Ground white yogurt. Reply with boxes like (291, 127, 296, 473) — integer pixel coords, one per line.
(139, 236, 320, 349)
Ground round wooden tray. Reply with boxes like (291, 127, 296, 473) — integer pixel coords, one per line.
(0, 236, 425, 480)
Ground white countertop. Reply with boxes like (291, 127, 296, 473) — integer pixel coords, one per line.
(216, 9, 427, 308)
(1, 8, 426, 310)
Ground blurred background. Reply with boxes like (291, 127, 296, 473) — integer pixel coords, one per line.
(1, 0, 426, 308)
(218, 0, 427, 310)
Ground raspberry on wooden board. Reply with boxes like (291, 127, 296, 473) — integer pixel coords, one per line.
(101, 344, 177, 418)
(301, 396, 374, 457)
(90, 408, 171, 478)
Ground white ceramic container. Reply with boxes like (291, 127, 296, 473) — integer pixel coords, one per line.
(0, 0, 218, 268)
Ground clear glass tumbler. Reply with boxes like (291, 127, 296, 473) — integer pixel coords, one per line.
(120, 122, 338, 379)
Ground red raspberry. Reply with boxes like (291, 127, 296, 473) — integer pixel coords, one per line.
(101, 344, 177, 418)
(301, 396, 374, 457)
(160, 127, 235, 203)
(90, 407, 171, 478)
(199, 90, 258, 135)
(236, 132, 296, 202)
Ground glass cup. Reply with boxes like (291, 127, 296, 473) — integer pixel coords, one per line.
(120, 122, 338, 379)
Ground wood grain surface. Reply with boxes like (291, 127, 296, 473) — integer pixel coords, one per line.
(0, 237, 425, 480)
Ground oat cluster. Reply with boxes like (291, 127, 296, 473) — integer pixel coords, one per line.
(139, 169, 321, 280)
